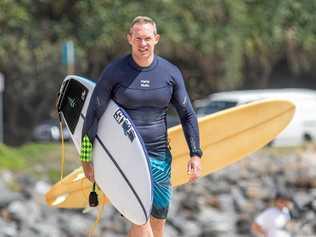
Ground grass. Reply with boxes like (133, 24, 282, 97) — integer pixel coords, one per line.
(0, 143, 80, 182)
(0, 144, 26, 170)
(1, 142, 313, 182)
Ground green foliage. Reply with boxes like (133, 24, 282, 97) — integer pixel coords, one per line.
(0, 0, 316, 144)
(0, 143, 80, 182)
(0, 144, 25, 170)
(0, 143, 57, 171)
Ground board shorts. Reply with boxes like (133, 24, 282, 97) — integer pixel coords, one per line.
(149, 150, 172, 219)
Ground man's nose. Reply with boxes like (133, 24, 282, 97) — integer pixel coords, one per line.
(139, 39, 147, 46)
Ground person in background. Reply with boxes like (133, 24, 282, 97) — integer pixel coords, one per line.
(251, 192, 293, 237)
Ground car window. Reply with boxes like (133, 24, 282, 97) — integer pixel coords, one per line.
(196, 100, 238, 116)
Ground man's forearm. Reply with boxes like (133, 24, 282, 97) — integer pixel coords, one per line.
(251, 223, 266, 237)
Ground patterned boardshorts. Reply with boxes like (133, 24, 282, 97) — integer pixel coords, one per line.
(149, 150, 173, 219)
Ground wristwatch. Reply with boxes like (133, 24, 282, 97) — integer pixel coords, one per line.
(190, 148, 203, 158)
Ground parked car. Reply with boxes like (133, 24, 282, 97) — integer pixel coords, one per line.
(32, 120, 71, 142)
(194, 88, 316, 146)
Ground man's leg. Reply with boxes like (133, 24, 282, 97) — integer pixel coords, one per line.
(128, 221, 154, 237)
(150, 216, 166, 237)
(149, 150, 173, 237)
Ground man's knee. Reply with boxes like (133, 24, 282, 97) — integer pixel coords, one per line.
(132, 221, 152, 230)
(128, 221, 153, 237)
(150, 216, 166, 229)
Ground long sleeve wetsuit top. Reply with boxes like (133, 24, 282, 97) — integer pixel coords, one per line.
(82, 55, 201, 157)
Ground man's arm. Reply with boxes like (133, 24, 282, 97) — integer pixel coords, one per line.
(82, 67, 115, 143)
(187, 156, 201, 182)
(80, 67, 115, 182)
(251, 222, 267, 237)
(170, 66, 202, 181)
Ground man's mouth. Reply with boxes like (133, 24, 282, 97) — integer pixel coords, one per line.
(138, 48, 148, 53)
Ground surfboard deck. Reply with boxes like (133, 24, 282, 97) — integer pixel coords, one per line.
(46, 78, 295, 209)
(53, 76, 152, 225)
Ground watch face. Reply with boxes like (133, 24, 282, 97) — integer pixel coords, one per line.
(192, 149, 202, 157)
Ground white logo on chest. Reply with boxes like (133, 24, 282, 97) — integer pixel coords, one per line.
(140, 80, 150, 88)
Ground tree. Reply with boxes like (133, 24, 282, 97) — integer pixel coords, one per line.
(0, 0, 316, 144)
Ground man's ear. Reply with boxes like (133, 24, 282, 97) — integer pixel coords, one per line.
(154, 34, 160, 45)
(127, 33, 132, 45)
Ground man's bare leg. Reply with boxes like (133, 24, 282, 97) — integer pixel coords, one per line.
(128, 221, 154, 237)
(150, 216, 166, 237)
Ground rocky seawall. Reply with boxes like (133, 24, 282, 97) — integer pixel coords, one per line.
(1, 147, 316, 237)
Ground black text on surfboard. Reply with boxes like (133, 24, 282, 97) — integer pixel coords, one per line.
(113, 109, 135, 142)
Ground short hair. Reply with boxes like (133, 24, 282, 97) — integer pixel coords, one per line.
(129, 16, 157, 35)
(275, 190, 292, 201)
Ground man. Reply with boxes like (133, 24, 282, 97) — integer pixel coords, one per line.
(80, 16, 202, 237)
(251, 192, 293, 237)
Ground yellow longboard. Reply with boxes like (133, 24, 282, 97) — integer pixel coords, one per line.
(46, 99, 295, 208)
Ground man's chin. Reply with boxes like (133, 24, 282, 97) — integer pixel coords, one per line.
(140, 51, 150, 57)
(137, 53, 151, 60)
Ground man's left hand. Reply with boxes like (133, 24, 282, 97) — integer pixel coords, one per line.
(187, 156, 201, 182)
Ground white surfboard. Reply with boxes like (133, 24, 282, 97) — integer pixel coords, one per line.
(57, 75, 153, 225)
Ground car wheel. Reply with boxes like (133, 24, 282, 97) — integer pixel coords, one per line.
(303, 133, 312, 142)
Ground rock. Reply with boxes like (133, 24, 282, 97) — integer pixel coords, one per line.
(0, 186, 23, 208)
(198, 207, 235, 233)
(164, 223, 179, 237)
(58, 213, 95, 236)
(17, 228, 38, 237)
(235, 214, 251, 235)
(1, 171, 14, 183)
(31, 223, 63, 237)
(8, 200, 41, 225)
(231, 187, 256, 212)
(34, 181, 51, 195)
(168, 216, 201, 237)
(0, 218, 18, 237)
(242, 180, 271, 200)
(2, 147, 316, 236)
(101, 232, 126, 237)
(293, 192, 313, 209)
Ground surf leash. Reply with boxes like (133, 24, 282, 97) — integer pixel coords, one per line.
(89, 182, 99, 207)
(88, 183, 104, 237)
(58, 113, 65, 180)
(88, 202, 105, 237)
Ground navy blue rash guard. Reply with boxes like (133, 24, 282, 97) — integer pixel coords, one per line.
(82, 54, 202, 157)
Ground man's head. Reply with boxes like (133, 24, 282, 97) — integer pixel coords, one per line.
(274, 191, 293, 209)
(127, 16, 160, 66)
(129, 16, 158, 35)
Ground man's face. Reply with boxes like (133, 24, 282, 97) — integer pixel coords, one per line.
(276, 198, 292, 209)
(127, 23, 160, 62)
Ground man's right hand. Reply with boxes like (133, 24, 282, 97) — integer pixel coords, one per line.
(82, 161, 95, 183)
